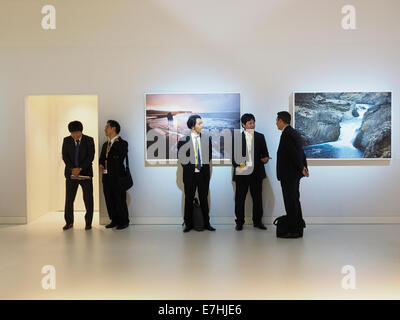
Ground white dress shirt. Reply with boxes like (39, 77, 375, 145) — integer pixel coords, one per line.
(109, 135, 119, 146)
(74, 136, 82, 146)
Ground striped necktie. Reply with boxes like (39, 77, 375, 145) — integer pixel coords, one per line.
(196, 136, 202, 170)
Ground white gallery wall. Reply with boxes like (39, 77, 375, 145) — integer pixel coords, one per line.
(1, 0, 400, 224)
(25, 95, 99, 223)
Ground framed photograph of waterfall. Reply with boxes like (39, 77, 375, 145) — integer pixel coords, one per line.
(293, 91, 392, 160)
(145, 93, 241, 164)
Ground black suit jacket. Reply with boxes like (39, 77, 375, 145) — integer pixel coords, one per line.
(277, 125, 308, 181)
(99, 137, 129, 182)
(177, 134, 212, 185)
(62, 135, 95, 179)
(232, 131, 270, 181)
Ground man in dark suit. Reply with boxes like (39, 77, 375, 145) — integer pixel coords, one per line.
(99, 120, 130, 230)
(177, 115, 215, 232)
(232, 113, 271, 231)
(276, 111, 309, 238)
(62, 121, 95, 230)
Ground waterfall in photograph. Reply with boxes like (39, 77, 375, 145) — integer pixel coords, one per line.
(303, 104, 370, 158)
(295, 92, 392, 159)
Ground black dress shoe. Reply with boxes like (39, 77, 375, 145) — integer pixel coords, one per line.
(205, 225, 216, 231)
(254, 223, 267, 230)
(235, 225, 243, 231)
(63, 224, 73, 231)
(116, 224, 129, 230)
(85, 225, 92, 230)
(183, 226, 192, 233)
(105, 222, 118, 229)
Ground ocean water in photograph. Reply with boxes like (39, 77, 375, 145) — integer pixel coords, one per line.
(146, 111, 240, 159)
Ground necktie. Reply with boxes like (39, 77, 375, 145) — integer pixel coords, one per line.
(74, 140, 80, 167)
(196, 136, 202, 170)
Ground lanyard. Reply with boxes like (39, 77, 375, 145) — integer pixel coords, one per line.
(105, 141, 111, 170)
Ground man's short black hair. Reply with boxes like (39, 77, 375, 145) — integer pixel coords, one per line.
(68, 121, 83, 132)
(241, 113, 255, 125)
(277, 111, 291, 124)
(107, 120, 121, 134)
(187, 115, 201, 129)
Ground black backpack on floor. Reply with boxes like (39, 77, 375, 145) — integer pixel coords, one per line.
(181, 198, 205, 231)
(192, 198, 205, 231)
(273, 215, 306, 238)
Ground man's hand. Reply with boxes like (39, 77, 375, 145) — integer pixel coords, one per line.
(302, 167, 309, 177)
(236, 166, 244, 174)
(261, 157, 272, 163)
(72, 168, 81, 177)
(99, 165, 105, 174)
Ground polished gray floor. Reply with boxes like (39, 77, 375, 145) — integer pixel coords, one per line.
(1, 212, 400, 299)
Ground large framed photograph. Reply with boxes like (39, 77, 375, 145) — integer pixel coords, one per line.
(145, 93, 241, 163)
(293, 91, 392, 159)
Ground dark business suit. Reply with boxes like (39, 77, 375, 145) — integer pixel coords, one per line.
(232, 131, 270, 226)
(177, 133, 212, 228)
(277, 125, 308, 233)
(99, 137, 130, 226)
(62, 134, 95, 226)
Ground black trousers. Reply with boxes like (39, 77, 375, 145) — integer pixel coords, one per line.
(234, 177, 263, 226)
(280, 178, 303, 233)
(103, 175, 130, 226)
(183, 172, 210, 227)
(64, 178, 94, 226)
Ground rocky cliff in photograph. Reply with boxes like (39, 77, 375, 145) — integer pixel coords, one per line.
(294, 92, 392, 159)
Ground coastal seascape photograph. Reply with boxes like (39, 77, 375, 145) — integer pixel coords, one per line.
(145, 93, 241, 161)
